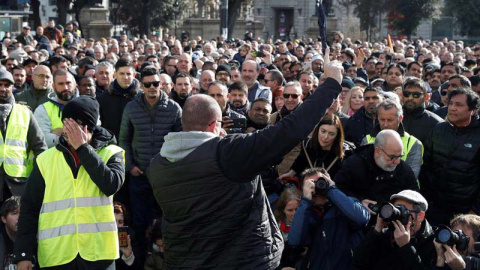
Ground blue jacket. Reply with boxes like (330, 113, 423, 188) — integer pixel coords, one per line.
(289, 187, 370, 270)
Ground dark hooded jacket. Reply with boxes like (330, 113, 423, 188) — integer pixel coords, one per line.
(97, 78, 142, 140)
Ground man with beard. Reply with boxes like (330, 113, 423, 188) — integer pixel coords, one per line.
(344, 87, 384, 146)
(425, 69, 442, 111)
(401, 77, 444, 145)
(11, 66, 29, 95)
(215, 64, 231, 86)
(15, 65, 54, 111)
(335, 130, 419, 217)
(0, 69, 46, 202)
(171, 73, 192, 108)
(208, 81, 245, 134)
(34, 69, 77, 148)
(270, 82, 303, 175)
(228, 82, 249, 116)
(242, 60, 272, 103)
(119, 67, 182, 264)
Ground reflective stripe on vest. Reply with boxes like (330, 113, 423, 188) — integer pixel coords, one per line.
(38, 221, 117, 240)
(365, 132, 423, 161)
(0, 104, 30, 177)
(36, 144, 124, 267)
(43, 101, 64, 130)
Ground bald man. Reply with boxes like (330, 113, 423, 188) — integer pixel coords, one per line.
(334, 129, 419, 215)
(147, 55, 344, 268)
(15, 65, 54, 111)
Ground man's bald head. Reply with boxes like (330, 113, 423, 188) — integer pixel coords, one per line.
(375, 129, 402, 149)
(182, 95, 222, 132)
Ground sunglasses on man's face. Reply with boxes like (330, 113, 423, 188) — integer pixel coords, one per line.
(143, 81, 160, 88)
(283, 93, 300, 99)
(402, 91, 424, 98)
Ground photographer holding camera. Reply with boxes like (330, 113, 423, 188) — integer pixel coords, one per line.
(434, 214, 480, 270)
(288, 167, 370, 270)
(353, 190, 437, 270)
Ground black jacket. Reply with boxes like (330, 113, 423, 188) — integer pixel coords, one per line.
(344, 107, 376, 146)
(334, 144, 419, 203)
(147, 78, 342, 269)
(97, 79, 142, 141)
(13, 127, 125, 264)
(402, 105, 444, 144)
(353, 220, 436, 270)
(420, 118, 480, 213)
(119, 92, 182, 172)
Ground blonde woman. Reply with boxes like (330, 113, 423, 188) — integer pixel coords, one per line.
(341, 86, 364, 116)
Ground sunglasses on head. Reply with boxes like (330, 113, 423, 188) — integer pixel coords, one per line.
(402, 91, 424, 98)
(283, 93, 300, 99)
(143, 81, 160, 88)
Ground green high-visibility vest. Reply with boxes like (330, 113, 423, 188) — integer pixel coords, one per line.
(36, 144, 124, 267)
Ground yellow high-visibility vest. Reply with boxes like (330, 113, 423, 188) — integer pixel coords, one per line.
(43, 101, 64, 130)
(36, 144, 124, 267)
(0, 104, 30, 177)
(366, 131, 423, 161)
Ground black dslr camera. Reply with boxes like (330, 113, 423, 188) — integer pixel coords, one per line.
(435, 225, 470, 251)
(314, 177, 330, 195)
(368, 202, 411, 225)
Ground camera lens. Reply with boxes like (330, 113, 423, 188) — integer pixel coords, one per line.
(314, 177, 329, 195)
(380, 204, 394, 219)
(437, 229, 452, 243)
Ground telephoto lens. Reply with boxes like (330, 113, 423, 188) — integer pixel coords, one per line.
(379, 203, 410, 225)
(314, 177, 329, 195)
(435, 225, 470, 251)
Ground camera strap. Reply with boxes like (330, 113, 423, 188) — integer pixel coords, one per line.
(302, 141, 339, 172)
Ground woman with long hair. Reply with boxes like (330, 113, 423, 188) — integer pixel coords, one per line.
(341, 86, 364, 116)
(279, 114, 354, 181)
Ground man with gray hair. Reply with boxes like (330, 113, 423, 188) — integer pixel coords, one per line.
(94, 61, 114, 95)
(361, 99, 423, 178)
(147, 53, 343, 268)
(335, 129, 419, 215)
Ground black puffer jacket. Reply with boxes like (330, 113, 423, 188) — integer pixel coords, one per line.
(420, 118, 480, 213)
(402, 105, 444, 144)
(334, 144, 419, 203)
(147, 78, 342, 269)
(344, 107, 376, 146)
(119, 92, 182, 172)
(97, 79, 142, 140)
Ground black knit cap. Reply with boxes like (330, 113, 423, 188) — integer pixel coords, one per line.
(61, 96, 99, 131)
(216, 64, 232, 78)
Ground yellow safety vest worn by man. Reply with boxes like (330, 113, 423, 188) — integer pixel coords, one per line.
(0, 69, 46, 201)
(14, 96, 125, 269)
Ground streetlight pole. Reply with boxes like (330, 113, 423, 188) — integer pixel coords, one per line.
(173, 1, 179, 38)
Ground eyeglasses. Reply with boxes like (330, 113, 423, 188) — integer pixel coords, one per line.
(379, 147, 404, 161)
(143, 81, 160, 88)
(402, 91, 424, 98)
(441, 90, 448, 96)
(283, 93, 300, 99)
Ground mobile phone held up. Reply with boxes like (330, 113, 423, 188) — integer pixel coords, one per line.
(230, 118, 246, 129)
(118, 226, 129, 247)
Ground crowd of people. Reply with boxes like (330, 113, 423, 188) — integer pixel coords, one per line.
(0, 17, 480, 269)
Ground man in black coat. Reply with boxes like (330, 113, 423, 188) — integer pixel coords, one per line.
(147, 52, 343, 269)
(401, 77, 444, 145)
(420, 88, 480, 226)
(335, 129, 419, 214)
(119, 66, 182, 265)
(353, 190, 436, 270)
